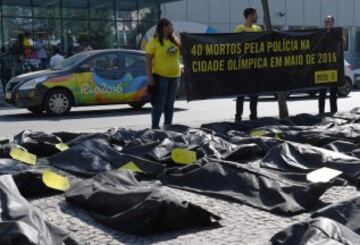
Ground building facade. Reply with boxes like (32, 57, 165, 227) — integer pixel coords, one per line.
(161, 0, 360, 68)
(0, 0, 164, 56)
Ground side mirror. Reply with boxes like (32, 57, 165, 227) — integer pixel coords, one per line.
(77, 65, 90, 73)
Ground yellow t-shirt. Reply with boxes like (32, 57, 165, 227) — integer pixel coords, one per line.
(234, 24, 262, 33)
(145, 37, 181, 78)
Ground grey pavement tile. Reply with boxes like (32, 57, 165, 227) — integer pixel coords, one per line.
(28, 181, 358, 244)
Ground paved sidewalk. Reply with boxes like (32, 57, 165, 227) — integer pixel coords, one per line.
(30, 176, 357, 245)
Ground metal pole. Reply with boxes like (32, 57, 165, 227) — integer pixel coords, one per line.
(60, 0, 64, 54)
(0, 0, 4, 48)
(261, 0, 289, 119)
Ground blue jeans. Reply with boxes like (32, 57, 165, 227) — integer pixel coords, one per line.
(151, 75, 180, 129)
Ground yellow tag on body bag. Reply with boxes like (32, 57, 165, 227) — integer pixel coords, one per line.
(10, 147, 37, 165)
(250, 130, 267, 137)
(42, 170, 70, 192)
(55, 143, 70, 151)
(120, 161, 144, 173)
(171, 148, 197, 165)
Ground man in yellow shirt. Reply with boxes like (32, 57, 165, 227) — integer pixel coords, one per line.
(234, 8, 262, 122)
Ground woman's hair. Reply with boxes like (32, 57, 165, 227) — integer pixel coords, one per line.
(154, 18, 179, 47)
(53, 46, 60, 55)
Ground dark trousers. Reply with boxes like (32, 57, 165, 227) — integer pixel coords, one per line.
(1, 72, 11, 93)
(151, 75, 180, 129)
(236, 96, 258, 121)
(318, 87, 338, 114)
(41, 58, 48, 69)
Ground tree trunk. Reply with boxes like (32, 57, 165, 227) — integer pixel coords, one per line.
(261, 0, 289, 119)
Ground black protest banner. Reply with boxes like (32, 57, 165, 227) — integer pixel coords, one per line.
(181, 28, 344, 101)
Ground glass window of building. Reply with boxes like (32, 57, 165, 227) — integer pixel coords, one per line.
(3, 0, 32, 17)
(116, 0, 138, 21)
(0, 0, 164, 55)
(137, 21, 156, 42)
(62, 0, 89, 19)
(63, 20, 89, 56)
(33, 18, 62, 50)
(117, 21, 139, 48)
(90, 0, 115, 20)
(3, 17, 32, 51)
(90, 21, 117, 49)
(32, 0, 61, 18)
(138, 1, 160, 22)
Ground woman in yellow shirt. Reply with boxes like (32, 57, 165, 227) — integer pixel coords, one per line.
(145, 18, 181, 129)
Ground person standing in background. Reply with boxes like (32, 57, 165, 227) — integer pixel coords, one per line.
(49, 47, 64, 68)
(35, 34, 49, 69)
(23, 32, 33, 59)
(145, 18, 181, 129)
(234, 8, 262, 122)
(318, 16, 338, 114)
(0, 47, 13, 93)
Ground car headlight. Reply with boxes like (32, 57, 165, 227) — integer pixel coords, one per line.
(18, 77, 48, 91)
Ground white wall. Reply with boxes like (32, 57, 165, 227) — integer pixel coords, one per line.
(338, 0, 354, 26)
(187, 0, 210, 23)
(161, 0, 187, 21)
(161, 0, 360, 67)
(268, 0, 285, 26)
(229, 0, 250, 25)
(285, 0, 303, 26)
(354, 0, 360, 26)
(303, 0, 321, 26)
(161, 0, 359, 30)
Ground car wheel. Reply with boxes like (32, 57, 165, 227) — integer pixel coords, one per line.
(129, 102, 146, 110)
(338, 77, 352, 97)
(27, 106, 44, 114)
(44, 89, 72, 115)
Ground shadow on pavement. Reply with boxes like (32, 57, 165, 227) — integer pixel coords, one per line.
(0, 107, 187, 122)
(242, 93, 352, 102)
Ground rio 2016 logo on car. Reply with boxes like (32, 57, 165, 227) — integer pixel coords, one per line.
(80, 82, 124, 95)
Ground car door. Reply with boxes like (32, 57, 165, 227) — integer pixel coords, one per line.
(119, 52, 149, 103)
(75, 52, 125, 105)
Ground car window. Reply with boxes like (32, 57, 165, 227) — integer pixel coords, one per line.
(53, 52, 90, 70)
(81, 53, 119, 72)
(123, 54, 146, 70)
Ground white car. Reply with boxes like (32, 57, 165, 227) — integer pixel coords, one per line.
(353, 68, 360, 88)
(288, 60, 354, 97)
(339, 60, 355, 97)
